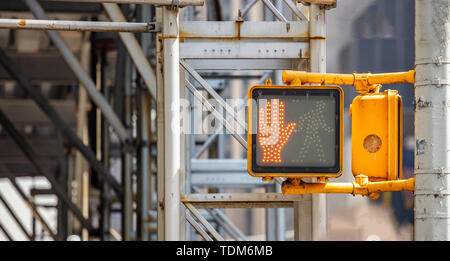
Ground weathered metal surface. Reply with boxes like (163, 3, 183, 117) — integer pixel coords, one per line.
(180, 42, 308, 59)
(179, 21, 308, 40)
(0, 18, 159, 32)
(181, 193, 308, 208)
(415, 0, 450, 241)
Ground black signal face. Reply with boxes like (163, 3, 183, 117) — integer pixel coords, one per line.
(247, 86, 343, 178)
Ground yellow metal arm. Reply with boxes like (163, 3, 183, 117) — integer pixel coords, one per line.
(282, 70, 415, 93)
(281, 175, 414, 200)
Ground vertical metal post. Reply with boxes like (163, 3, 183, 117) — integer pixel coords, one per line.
(156, 6, 165, 241)
(414, 0, 450, 241)
(309, 3, 327, 242)
(56, 131, 69, 241)
(163, 6, 181, 240)
(136, 4, 153, 241)
(75, 31, 91, 241)
(122, 51, 134, 241)
(137, 89, 151, 241)
(294, 3, 327, 241)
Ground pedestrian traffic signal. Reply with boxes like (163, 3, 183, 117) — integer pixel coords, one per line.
(350, 89, 402, 181)
(247, 85, 343, 178)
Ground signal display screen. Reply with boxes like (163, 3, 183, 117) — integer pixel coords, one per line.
(250, 87, 341, 174)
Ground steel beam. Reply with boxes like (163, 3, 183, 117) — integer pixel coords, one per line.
(24, 0, 131, 144)
(163, 6, 181, 241)
(179, 21, 308, 40)
(0, 108, 93, 232)
(182, 193, 308, 209)
(0, 48, 123, 198)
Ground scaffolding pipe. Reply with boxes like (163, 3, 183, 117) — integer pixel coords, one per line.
(163, 6, 181, 240)
(136, 4, 153, 241)
(44, 0, 205, 6)
(310, 3, 327, 242)
(0, 18, 156, 33)
(414, 0, 450, 241)
(24, 0, 131, 144)
(102, 3, 157, 99)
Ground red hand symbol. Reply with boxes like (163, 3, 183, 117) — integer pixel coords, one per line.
(258, 99, 296, 163)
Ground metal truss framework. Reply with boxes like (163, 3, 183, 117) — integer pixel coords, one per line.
(0, 0, 335, 241)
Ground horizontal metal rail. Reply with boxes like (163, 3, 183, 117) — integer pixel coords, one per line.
(0, 18, 159, 33)
(181, 193, 308, 209)
(44, 0, 205, 6)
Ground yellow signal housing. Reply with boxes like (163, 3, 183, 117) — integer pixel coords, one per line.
(350, 90, 402, 181)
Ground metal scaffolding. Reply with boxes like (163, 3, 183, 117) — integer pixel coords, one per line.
(0, 0, 337, 241)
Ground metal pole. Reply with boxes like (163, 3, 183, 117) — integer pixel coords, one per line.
(102, 3, 157, 99)
(294, 3, 327, 241)
(44, 0, 205, 6)
(163, 6, 181, 240)
(121, 51, 134, 241)
(310, 2, 327, 241)
(0, 192, 33, 240)
(136, 4, 152, 241)
(138, 88, 151, 240)
(0, 48, 123, 198)
(156, 6, 165, 241)
(0, 18, 157, 33)
(414, 0, 450, 241)
(24, 0, 131, 144)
